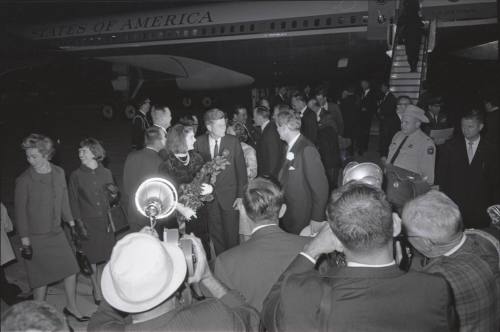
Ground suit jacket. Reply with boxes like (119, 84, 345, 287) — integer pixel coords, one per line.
(321, 102, 344, 136)
(194, 133, 247, 210)
(130, 111, 150, 149)
(300, 107, 318, 143)
(437, 136, 500, 228)
(279, 135, 328, 234)
(122, 148, 163, 229)
(256, 121, 284, 178)
(213, 224, 309, 312)
(263, 255, 456, 332)
(378, 92, 399, 125)
(14, 164, 73, 237)
(317, 125, 341, 169)
(360, 88, 379, 115)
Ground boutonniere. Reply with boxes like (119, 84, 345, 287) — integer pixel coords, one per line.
(286, 152, 295, 161)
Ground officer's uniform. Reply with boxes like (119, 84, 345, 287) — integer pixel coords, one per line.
(387, 129, 436, 184)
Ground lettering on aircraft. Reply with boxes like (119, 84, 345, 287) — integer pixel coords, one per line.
(30, 11, 213, 39)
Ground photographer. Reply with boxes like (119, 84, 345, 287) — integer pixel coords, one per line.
(262, 183, 456, 331)
(88, 231, 259, 331)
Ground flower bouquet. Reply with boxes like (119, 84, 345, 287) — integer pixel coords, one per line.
(177, 149, 231, 222)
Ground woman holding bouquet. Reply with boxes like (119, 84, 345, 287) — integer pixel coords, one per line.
(68, 138, 116, 305)
(159, 124, 213, 252)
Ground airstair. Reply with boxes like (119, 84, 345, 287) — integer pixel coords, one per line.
(388, 19, 436, 104)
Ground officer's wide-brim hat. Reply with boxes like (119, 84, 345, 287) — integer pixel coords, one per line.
(401, 105, 429, 123)
(101, 232, 187, 313)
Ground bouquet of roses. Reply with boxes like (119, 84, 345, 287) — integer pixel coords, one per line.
(177, 149, 231, 222)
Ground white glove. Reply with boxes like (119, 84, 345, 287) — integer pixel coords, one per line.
(200, 183, 214, 196)
(177, 203, 197, 221)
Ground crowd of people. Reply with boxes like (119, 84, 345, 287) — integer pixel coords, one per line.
(1, 81, 499, 331)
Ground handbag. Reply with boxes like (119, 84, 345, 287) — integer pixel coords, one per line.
(75, 248, 93, 276)
(384, 164, 431, 211)
(107, 205, 129, 234)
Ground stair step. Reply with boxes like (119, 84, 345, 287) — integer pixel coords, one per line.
(392, 61, 415, 67)
(390, 79, 422, 85)
(395, 49, 424, 56)
(392, 66, 421, 73)
(390, 86, 421, 92)
(391, 72, 422, 79)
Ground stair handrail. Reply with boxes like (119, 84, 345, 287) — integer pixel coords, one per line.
(427, 18, 437, 52)
(418, 21, 431, 97)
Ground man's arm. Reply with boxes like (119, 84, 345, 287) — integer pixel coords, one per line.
(303, 146, 329, 222)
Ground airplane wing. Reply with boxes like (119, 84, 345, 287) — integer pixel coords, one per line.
(96, 54, 254, 90)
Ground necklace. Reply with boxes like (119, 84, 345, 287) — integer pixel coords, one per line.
(175, 153, 190, 166)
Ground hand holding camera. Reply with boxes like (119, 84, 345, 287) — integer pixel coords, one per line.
(184, 233, 210, 284)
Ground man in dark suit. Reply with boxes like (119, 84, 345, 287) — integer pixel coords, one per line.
(195, 109, 248, 255)
(213, 177, 309, 312)
(377, 82, 400, 158)
(276, 109, 328, 234)
(421, 96, 452, 145)
(483, 95, 500, 148)
(123, 126, 166, 231)
(130, 97, 152, 150)
(151, 104, 172, 160)
(358, 79, 378, 155)
(291, 93, 318, 143)
(263, 183, 456, 331)
(253, 106, 284, 178)
(272, 86, 288, 108)
(315, 86, 344, 136)
(437, 111, 500, 229)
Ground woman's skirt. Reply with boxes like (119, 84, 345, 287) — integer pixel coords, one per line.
(81, 217, 115, 264)
(24, 229, 79, 288)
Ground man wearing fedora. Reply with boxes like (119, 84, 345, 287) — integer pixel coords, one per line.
(386, 105, 436, 185)
(87, 232, 259, 331)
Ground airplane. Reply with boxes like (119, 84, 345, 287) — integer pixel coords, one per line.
(4, 0, 498, 119)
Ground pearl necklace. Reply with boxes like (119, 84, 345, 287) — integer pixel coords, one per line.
(175, 153, 190, 166)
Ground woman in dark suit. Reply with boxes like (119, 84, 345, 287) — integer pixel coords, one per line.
(15, 134, 88, 321)
(68, 138, 116, 305)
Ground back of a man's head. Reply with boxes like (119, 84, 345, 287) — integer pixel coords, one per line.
(243, 177, 284, 223)
(144, 126, 164, 147)
(327, 183, 393, 253)
(1, 301, 69, 332)
(402, 190, 462, 243)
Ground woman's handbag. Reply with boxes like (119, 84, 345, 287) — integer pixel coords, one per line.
(75, 248, 93, 276)
(107, 205, 129, 234)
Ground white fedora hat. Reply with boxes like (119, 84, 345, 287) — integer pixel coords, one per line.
(101, 232, 187, 313)
(342, 162, 383, 188)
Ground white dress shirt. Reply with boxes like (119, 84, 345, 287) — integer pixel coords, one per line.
(465, 136, 480, 162)
(261, 120, 270, 132)
(287, 133, 301, 153)
(209, 136, 221, 159)
(299, 106, 307, 118)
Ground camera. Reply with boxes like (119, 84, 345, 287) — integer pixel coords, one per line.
(135, 177, 197, 278)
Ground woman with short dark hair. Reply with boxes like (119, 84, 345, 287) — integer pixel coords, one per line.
(15, 133, 89, 321)
(68, 137, 116, 305)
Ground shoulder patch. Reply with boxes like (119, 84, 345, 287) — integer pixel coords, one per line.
(427, 146, 434, 155)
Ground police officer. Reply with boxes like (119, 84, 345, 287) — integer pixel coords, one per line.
(386, 105, 436, 184)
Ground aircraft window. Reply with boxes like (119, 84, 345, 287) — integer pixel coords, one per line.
(211, 27, 216, 34)
(338, 16, 345, 24)
(240, 25, 244, 32)
(326, 18, 332, 25)
(292, 21, 297, 28)
(220, 26, 225, 34)
(303, 20, 309, 27)
(192, 29, 198, 36)
(202, 28, 207, 35)
(230, 26, 234, 33)
(362, 15, 368, 23)
(270, 22, 275, 30)
(183, 30, 189, 37)
(314, 18, 320, 27)
(281, 22, 286, 29)
(250, 24, 255, 31)
(350, 16, 356, 24)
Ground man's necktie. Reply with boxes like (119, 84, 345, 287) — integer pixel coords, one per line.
(390, 136, 409, 164)
(467, 141, 474, 164)
(213, 139, 219, 160)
